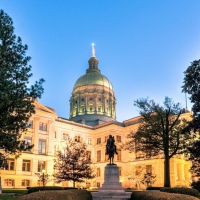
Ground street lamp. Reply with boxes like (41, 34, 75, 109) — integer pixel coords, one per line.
(42, 169, 45, 187)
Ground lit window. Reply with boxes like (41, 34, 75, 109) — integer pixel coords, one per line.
(22, 160, 30, 171)
(62, 133, 68, 141)
(24, 136, 32, 151)
(27, 121, 33, 128)
(87, 138, 91, 145)
(38, 139, 46, 154)
(86, 151, 91, 160)
(98, 106, 101, 112)
(97, 150, 101, 162)
(4, 179, 14, 187)
(6, 159, 14, 170)
(75, 135, 80, 142)
(97, 138, 101, 144)
(116, 135, 121, 142)
(97, 168, 100, 177)
(39, 123, 47, 131)
(117, 150, 121, 161)
(22, 179, 30, 187)
(38, 161, 45, 172)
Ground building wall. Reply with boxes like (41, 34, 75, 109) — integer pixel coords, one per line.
(0, 102, 192, 188)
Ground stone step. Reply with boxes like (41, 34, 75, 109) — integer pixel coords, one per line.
(92, 192, 131, 200)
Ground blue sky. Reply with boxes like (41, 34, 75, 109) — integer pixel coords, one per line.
(1, 1, 200, 122)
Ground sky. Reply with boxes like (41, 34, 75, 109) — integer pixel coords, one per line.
(1, 1, 200, 122)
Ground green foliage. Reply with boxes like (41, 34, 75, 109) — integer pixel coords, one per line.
(19, 189, 92, 200)
(141, 173, 156, 187)
(53, 138, 95, 187)
(35, 173, 52, 187)
(188, 140, 200, 177)
(0, 9, 44, 166)
(146, 186, 163, 190)
(131, 191, 199, 200)
(126, 97, 193, 187)
(182, 59, 200, 133)
(191, 180, 200, 192)
(160, 187, 199, 197)
(27, 186, 63, 194)
(2, 189, 27, 193)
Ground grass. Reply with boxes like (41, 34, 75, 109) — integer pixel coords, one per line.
(0, 194, 21, 200)
(2, 190, 27, 194)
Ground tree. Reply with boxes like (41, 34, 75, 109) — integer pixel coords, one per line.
(182, 59, 200, 132)
(141, 173, 156, 187)
(125, 97, 193, 187)
(35, 171, 52, 187)
(188, 139, 200, 177)
(53, 138, 95, 187)
(0, 10, 44, 167)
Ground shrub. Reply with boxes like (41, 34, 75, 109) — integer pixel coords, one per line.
(131, 191, 199, 200)
(27, 186, 63, 194)
(146, 187, 163, 190)
(18, 189, 92, 200)
(191, 180, 200, 192)
(160, 187, 199, 197)
(62, 187, 78, 190)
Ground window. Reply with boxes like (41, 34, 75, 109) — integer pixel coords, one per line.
(105, 135, 109, 142)
(90, 107, 93, 112)
(24, 136, 32, 150)
(97, 168, 100, 177)
(62, 133, 68, 140)
(22, 160, 30, 171)
(54, 131, 57, 138)
(39, 123, 47, 131)
(38, 139, 46, 154)
(97, 182, 100, 187)
(86, 151, 91, 160)
(89, 98, 93, 101)
(4, 179, 14, 187)
(98, 98, 101, 101)
(146, 165, 152, 174)
(75, 135, 80, 142)
(38, 180, 43, 186)
(87, 138, 91, 145)
(27, 121, 33, 128)
(116, 135, 121, 142)
(6, 159, 14, 170)
(98, 106, 101, 112)
(82, 107, 85, 112)
(81, 98, 84, 102)
(38, 161, 45, 172)
(97, 138, 101, 144)
(117, 150, 121, 161)
(22, 179, 30, 187)
(119, 167, 122, 176)
(97, 150, 101, 162)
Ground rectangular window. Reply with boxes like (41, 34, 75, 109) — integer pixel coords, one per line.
(98, 106, 101, 112)
(75, 135, 80, 142)
(117, 150, 121, 161)
(27, 121, 33, 128)
(119, 167, 122, 176)
(38, 139, 46, 154)
(22, 160, 30, 171)
(87, 138, 91, 145)
(97, 150, 101, 162)
(90, 107, 93, 112)
(97, 138, 101, 144)
(39, 123, 47, 131)
(82, 107, 85, 112)
(146, 165, 152, 174)
(22, 179, 30, 187)
(6, 159, 14, 171)
(116, 135, 121, 142)
(62, 133, 68, 140)
(4, 179, 14, 187)
(97, 168, 100, 177)
(55, 131, 57, 138)
(97, 182, 100, 187)
(38, 161, 45, 172)
(86, 151, 91, 160)
(24, 136, 32, 151)
(105, 135, 109, 142)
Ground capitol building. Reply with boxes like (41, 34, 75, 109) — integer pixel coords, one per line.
(1, 45, 191, 189)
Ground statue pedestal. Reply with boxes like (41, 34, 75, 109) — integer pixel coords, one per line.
(92, 164, 131, 200)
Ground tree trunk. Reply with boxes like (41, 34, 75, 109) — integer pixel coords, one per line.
(164, 154, 171, 187)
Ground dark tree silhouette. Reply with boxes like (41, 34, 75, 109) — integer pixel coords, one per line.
(53, 138, 95, 187)
(126, 97, 193, 187)
(0, 10, 44, 167)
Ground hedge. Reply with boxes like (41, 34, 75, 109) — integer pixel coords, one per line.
(27, 186, 63, 194)
(18, 189, 92, 200)
(146, 187, 163, 190)
(131, 191, 199, 200)
(191, 180, 200, 192)
(160, 187, 199, 197)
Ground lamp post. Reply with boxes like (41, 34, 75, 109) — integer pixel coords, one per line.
(42, 169, 45, 187)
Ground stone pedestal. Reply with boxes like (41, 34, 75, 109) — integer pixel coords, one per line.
(92, 164, 131, 200)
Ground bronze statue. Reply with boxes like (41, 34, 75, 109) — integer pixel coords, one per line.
(105, 135, 118, 164)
